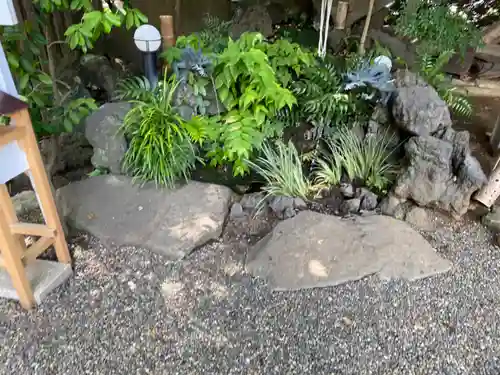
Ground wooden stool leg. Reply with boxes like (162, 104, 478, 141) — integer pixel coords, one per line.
(0, 184, 27, 251)
(12, 110, 71, 264)
(0, 210, 34, 309)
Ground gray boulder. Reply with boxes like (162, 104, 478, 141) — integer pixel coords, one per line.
(392, 71, 452, 136)
(360, 189, 379, 211)
(84, 102, 130, 174)
(269, 196, 307, 219)
(12, 191, 38, 216)
(393, 136, 486, 217)
(247, 211, 451, 291)
(57, 176, 233, 259)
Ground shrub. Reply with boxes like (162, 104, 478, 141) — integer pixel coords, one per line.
(248, 140, 311, 200)
(314, 127, 397, 192)
(120, 77, 200, 187)
(208, 32, 296, 176)
(394, 3, 482, 58)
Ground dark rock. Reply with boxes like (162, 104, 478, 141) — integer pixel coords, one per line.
(84, 102, 130, 174)
(40, 133, 93, 175)
(392, 71, 452, 136)
(340, 183, 355, 198)
(379, 194, 404, 217)
(231, 5, 273, 38)
(340, 198, 361, 215)
(293, 197, 308, 210)
(283, 207, 296, 219)
(230, 202, 245, 219)
(394, 136, 486, 217)
(360, 189, 379, 211)
(80, 54, 120, 100)
(269, 196, 296, 219)
(241, 192, 267, 212)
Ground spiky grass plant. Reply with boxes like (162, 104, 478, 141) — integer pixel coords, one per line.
(315, 127, 398, 192)
(248, 140, 312, 201)
(120, 77, 198, 187)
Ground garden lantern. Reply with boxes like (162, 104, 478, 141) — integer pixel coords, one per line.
(134, 24, 162, 88)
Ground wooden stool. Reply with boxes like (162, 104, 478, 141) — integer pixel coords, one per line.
(0, 91, 71, 309)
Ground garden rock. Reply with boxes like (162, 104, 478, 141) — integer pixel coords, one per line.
(340, 198, 361, 215)
(246, 211, 451, 291)
(340, 183, 355, 198)
(405, 206, 434, 232)
(393, 136, 486, 217)
(40, 133, 93, 175)
(79, 54, 120, 99)
(269, 196, 296, 219)
(379, 194, 407, 220)
(240, 192, 267, 212)
(12, 191, 38, 216)
(56, 175, 233, 259)
(84, 102, 130, 174)
(392, 71, 452, 136)
(360, 189, 379, 211)
(231, 5, 273, 38)
(230, 202, 246, 219)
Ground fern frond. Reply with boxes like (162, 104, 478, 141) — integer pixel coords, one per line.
(114, 76, 153, 101)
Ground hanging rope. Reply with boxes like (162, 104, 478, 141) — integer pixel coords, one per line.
(317, 0, 334, 58)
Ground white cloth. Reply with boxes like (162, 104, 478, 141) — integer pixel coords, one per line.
(317, 0, 334, 58)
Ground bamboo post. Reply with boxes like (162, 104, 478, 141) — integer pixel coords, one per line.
(359, 0, 375, 55)
(160, 15, 175, 71)
(335, 1, 349, 30)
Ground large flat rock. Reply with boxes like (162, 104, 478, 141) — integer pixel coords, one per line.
(57, 176, 232, 259)
(247, 211, 451, 291)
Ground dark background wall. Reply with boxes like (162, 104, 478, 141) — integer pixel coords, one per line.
(100, 0, 231, 68)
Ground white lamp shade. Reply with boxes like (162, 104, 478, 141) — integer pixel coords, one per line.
(0, 0, 17, 26)
(133, 24, 162, 52)
(0, 142, 28, 184)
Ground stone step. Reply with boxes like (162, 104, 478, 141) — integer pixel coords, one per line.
(0, 260, 72, 304)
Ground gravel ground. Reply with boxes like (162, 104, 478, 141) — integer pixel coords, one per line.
(2, 215, 500, 375)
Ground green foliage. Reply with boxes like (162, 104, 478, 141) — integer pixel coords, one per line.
(258, 39, 315, 88)
(120, 77, 200, 187)
(248, 141, 311, 200)
(0, 22, 97, 135)
(34, 0, 147, 52)
(289, 58, 364, 137)
(418, 51, 473, 117)
(315, 128, 397, 192)
(114, 76, 153, 101)
(209, 32, 297, 176)
(162, 15, 231, 65)
(394, 3, 482, 58)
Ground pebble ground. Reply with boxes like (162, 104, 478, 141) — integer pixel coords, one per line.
(2, 216, 500, 375)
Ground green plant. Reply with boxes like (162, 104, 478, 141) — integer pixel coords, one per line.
(289, 58, 364, 136)
(395, 3, 482, 58)
(208, 32, 296, 176)
(418, 51, 473, 117)
(120, 77, 200, 187)
(258, 39, 315, 88)
(0, 22, 97, 135)
(35, 0, 147, 52)
(315, 128, 397, 191)
(248, 141, 311, 200)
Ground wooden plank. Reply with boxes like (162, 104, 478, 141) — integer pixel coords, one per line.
(0, 197, 34, 309)
(23, 236, 54, 264)
(0, 126, 24, 148)
(10, 223, 55, 238)
(11, 109, 71, 265)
